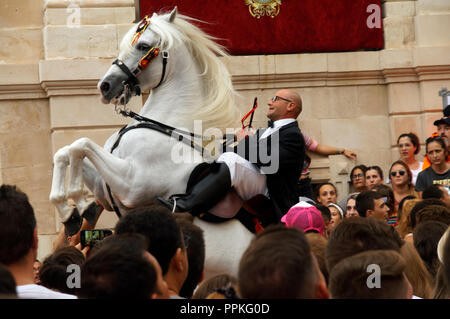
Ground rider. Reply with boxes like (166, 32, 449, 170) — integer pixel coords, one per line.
(159, 89, 306, 221)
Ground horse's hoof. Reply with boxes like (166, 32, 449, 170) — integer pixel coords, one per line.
(154, 196, 175, 211)
(82, 202, 103, 227)
(63, 208, 83, 236)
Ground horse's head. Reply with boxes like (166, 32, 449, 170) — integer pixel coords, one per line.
(98, 8, 178, 105)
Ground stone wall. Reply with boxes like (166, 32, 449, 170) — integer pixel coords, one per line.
(0, 0, 449, 260)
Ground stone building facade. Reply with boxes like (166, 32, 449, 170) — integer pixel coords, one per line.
(0, 0, 449, 259)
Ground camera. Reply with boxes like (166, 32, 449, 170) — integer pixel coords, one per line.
(80, 229, 113, 248)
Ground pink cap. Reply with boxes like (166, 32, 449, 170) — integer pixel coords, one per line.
(281, 201, 325, 235)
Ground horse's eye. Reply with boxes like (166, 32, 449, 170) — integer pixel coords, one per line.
(137, 43, 151, 51)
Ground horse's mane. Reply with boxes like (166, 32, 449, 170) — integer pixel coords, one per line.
(120, 11, 240, 131)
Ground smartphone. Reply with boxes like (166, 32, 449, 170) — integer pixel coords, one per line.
(80, 229, 113, 247)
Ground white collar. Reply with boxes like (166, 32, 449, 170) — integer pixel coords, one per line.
(271, 118, 296, 129)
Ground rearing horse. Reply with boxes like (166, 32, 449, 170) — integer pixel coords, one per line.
(49, 8, 255, 279)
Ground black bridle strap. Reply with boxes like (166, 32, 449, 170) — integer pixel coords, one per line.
(153, 51, 169, 89)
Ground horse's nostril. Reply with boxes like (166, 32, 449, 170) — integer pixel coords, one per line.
(100, 82, 110, 94)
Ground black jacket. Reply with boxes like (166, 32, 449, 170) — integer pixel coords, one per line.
(233, 121, 305, 220)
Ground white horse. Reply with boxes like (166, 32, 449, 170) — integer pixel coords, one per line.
(49, 8, 255, 279)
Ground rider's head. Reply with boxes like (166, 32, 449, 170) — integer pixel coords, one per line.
(267, 89, 302, 122)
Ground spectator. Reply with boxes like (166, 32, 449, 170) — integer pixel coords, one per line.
(325, 217, 404, 274)
(39, 246, 85, 295)
(435, 226, 450, 298)
(365, 166, 384, 190)
(415, 137, 450, 197)
(355, 190, 390, 221)
(0, 263, 17, 298)
(306, 233, 329, 284)
(433, 266, 450, 299)
(192, 273, 238, 299)
(327, 203, 344, 234)
(311, 203, 331, 237)
(174, 213, 206, 299)
(349, 165, 369, 193)
(388, 160, 418, 214)
(344, 194, 359, 218)
(397, 133, 423, 185)
(281, 201, 325, 236)
(415, 205, 450, 227)
(413, 221, 448, 279)
(409, 199, 447, 231)
(115, 203, 189, 299)
(397, 198, 421, 242)
(399, 241, 433, 299)
(315, 182, 338, 206)
(33, 259, 41, 285)
(0, 184, 76, 299)
(77, 233, 169, 299)
(372, 184, 397, 226)
(238, 224, 329, 299)
(397, 195, 418, 224)
(422, 184, 450, 208)
(328, 250, 412, 299)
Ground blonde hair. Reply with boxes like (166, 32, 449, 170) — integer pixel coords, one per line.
(398, 199, 421, 238)
(400, 241, 433, 299)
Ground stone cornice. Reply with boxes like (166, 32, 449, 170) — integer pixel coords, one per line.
(45, 0, 135, 9)
(0, 59, 449, 99)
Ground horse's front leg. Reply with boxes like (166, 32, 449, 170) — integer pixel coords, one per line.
(49, 145, 73, 222)
(67, 137, 135, 209)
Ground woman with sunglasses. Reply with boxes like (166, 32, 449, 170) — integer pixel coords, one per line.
(389, 160, 418, 216)
(397, 133, 423, 185)
(415, 137, 450, 198)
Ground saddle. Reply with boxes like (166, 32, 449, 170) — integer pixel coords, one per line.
(186, 162, 277, 233)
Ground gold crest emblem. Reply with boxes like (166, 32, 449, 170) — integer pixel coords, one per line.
(245, 0, 282, 19)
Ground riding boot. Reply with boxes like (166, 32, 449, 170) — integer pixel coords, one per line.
(157, 162, 232, 215)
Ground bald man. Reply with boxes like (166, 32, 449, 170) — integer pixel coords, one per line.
(159, 89, 306, 221)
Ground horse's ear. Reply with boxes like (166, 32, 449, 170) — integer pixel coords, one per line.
(168, 6, 177, 23)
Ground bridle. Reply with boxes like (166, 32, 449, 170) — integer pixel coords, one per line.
(112, 16, 169, 97)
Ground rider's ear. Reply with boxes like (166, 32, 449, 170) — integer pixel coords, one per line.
(168, 6, 177, 23)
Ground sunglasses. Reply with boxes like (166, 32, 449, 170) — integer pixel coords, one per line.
(390, 170, 406, 177)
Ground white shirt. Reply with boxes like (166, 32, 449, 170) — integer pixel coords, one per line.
(259, 118, 296, 140)
(17, 284, 77, 299)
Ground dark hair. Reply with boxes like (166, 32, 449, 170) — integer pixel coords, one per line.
(175, 215, 206, 299)
(355, 190, 384, 217)
(366, 166, 384, 180)
(115, 203, 185, 275)
(372, 184, 395, 214)
(413, 221, 448, 278)
(426, 137, 446, 153)
(389, 160, 413, 186)
(306, 233, 329, 285)
(397, 133, 421, 155)
(325, 217, 404, 273)
(39, 246, 85, 294)
(0, 264, 17, 297)
(312, 202, 331, 222)
(0, 185, 36, 265)
(238, 224, 317, 298)
(78, 234, 157, 299)
(410, 199, 446, 229)
(329, 250, 408, 299)
(415, 205, 450, 227)
(350, 165, 368, 183)
(422, 184, 445, 200)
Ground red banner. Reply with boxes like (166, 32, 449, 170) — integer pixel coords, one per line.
(139, 0, 383, 55)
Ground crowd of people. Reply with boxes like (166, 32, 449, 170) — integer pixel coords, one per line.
(0, 89, 449, 300)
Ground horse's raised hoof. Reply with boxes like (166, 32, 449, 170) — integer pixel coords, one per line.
(81, 201, 104, 227)
(63, 208, 83, 237)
